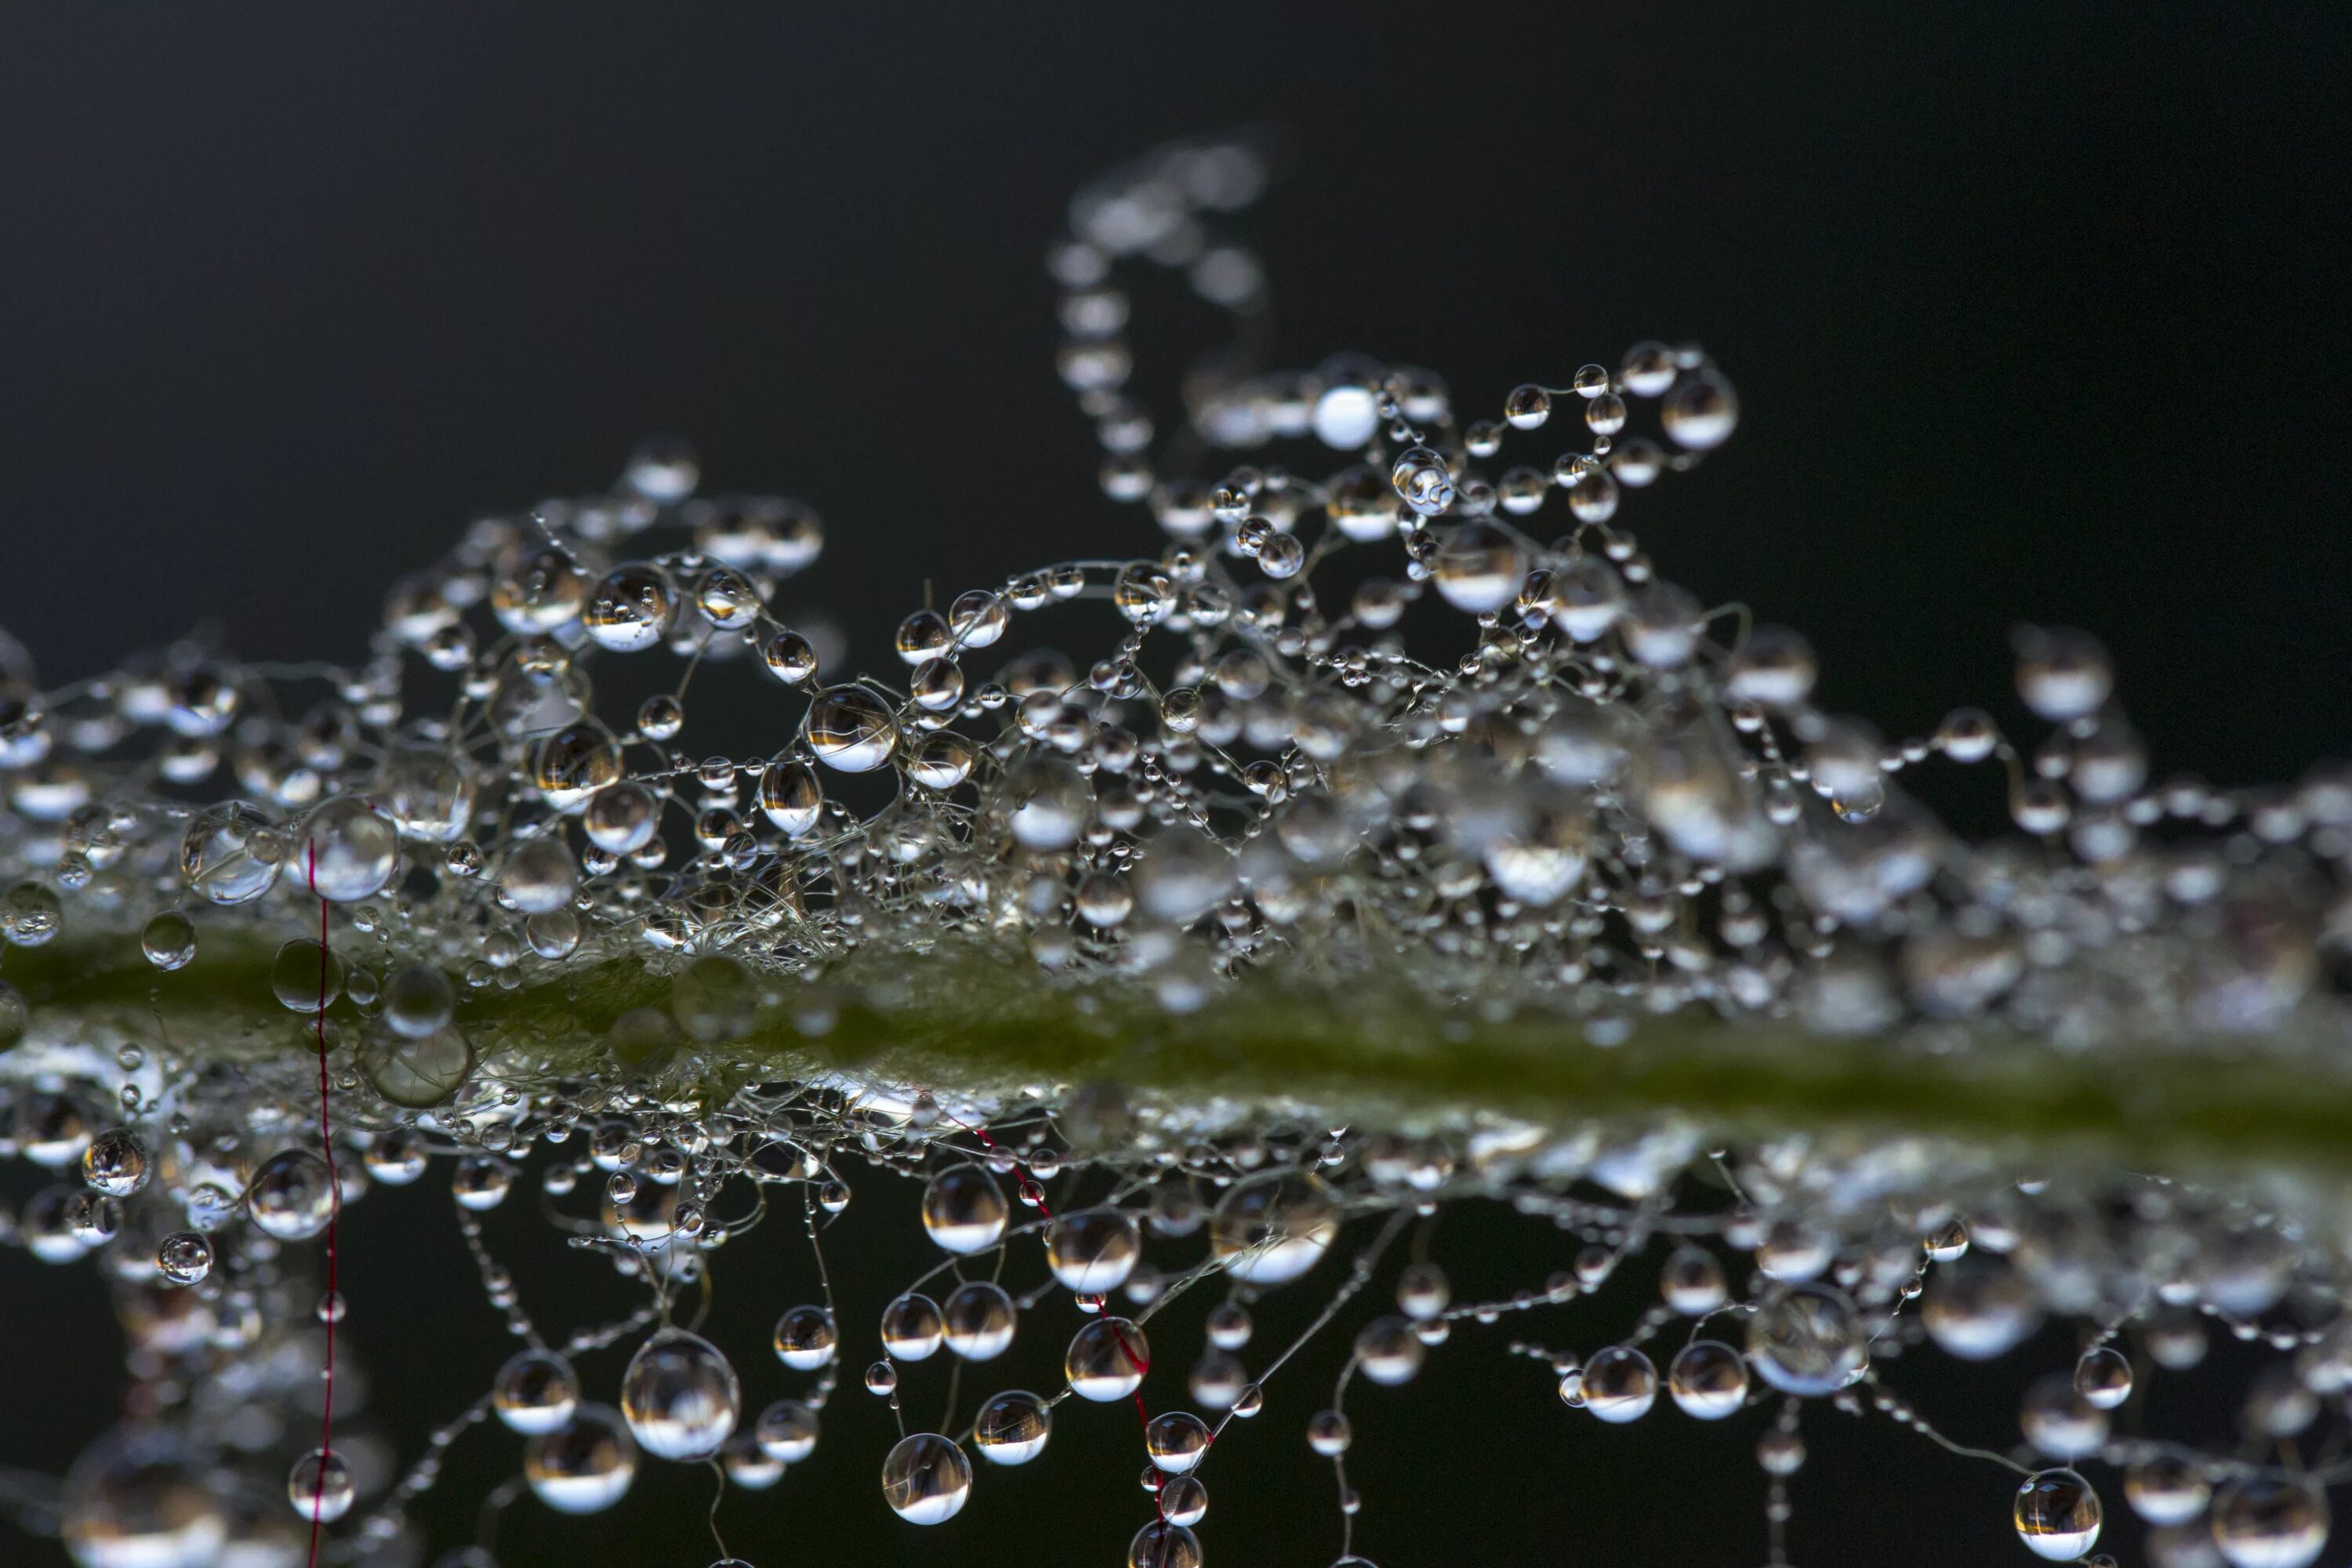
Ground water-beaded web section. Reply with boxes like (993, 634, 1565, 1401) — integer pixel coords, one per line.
(4, 132, 2352, 1568)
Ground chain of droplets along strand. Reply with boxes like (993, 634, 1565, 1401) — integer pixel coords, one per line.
(5, 133, 2352, 1568)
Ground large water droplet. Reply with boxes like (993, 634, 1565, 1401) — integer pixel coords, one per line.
(619, 1329, 740, 1461)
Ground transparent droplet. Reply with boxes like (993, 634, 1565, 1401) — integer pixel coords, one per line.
(155, 1230, 212, 1286)
(1209, 1172, 1336, 1286)
(82, 1128, 150, 1198)
(2073, 1345, 2133, 1410)
(1066, 1318, 1149, 1401)
(2021, 1372, 2109, 1461)
(2014, 1468, 2102, 1563)
(620, 1329, 740, 1461)
(1661, 368, 1738, 449)
(363, 1017, 474, 1108)
(921, 1164, 1008, 1254)
(1745, 1282, 1866, 1396)
(1353, 1317, 1423, 1386)
(584, 782, 660, 854)
(494, 1350, 580, 1436)
(298, 797, 399, 902)
(247, 1148, 338, 1242)
(2125, 1453, 2210, 1527)
(1661, 1245, 1726, 1314)
(1047, 1207, 1142, 1294)
(180, 803, 281, 906)
(286, 1449, 354, 1523)
(60, 1428, 228, 1568)
(973, 1390, 1051, 1465)
(881, 1293, 946, 1361)
(880, 1432, 971, 1525)
(140, 910, 197, 971)
(524, 1406, 638, 1515)
(804, 687, 898, 773)
(497, 835, 577, 915)
(754, 1399, 819, 1464)
(772, 1306, 837, 1370)
(1129, 1522, 1203, 1568)
(942, 1280, 1018, 1362)
(1920, 1262, 2041, 1361)
(583, 563, 677, 652)
(451, 1155, 514, 1211)
(1146, 1411, 1210, 1473)
(2210, 1475, 2327, 1568)
(1667, 1340, 1748, 1420)
(1161, 1474, 1208, 1527)
(1429, 521, 1525, 615)
(270, 939, 346, 1012)
(1207, 1301, 1255, 1347)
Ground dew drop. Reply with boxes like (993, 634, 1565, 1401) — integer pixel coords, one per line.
(619, 1328, 740, 1461)
(140, 911, 197, 971)
(942, 1280, 1018, 1362)
(2014, 1468, 2102, 1563)
(247, 1149, 337, 1242)
(494, 1349, 580, 1435)
(921, 1164, 1008, 1254)
(1066, 1318, 1149, 1401)
(973, 1390, 1051, 1465)
(285, 1448, 354, 1523)
(880, 1432, 971, 1525)
(524, 1406, 638, 1515)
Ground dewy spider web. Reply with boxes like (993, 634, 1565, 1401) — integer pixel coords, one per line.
(3, 132, 2352, 1568)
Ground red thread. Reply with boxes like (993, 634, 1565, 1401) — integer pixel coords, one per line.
(303, 843, 340, 1568)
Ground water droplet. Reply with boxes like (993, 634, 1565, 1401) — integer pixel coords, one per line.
(922, 1164, 1008, 1254)
(1146, 1410, 1210, 1472)
(1209, 1171, 1336, 1286)
(140, 911, 197, 971)
(286, 1448, 354, 1523)
(524, 1406, 638, 1515)
(754, 1399, 819, 1464)
(2125, 1453, 2210, 1526)
(942, 1281, 1018, 1362)
(494, 1349, 580, 1435)
(773, 1306, 837, 1370)
(299, 797, 399, 902)
(804, 687, 898, 773)
(1066, 1318, 1149, 1401)
(880, 1432, 971, 1525)
(247, 1149, 337, 1241)
(620, 1328, 740, 1461)
(82, 1128, 149, 1198)
(1129, 1522, 1203, 1568)
(973, 1390, 1051, 1465)
(1667, 1340, 1748, 1419)
(156, 1230, 212, 1286)
(2210, 1475, 2327, 1568)
(270, 939, 346, 1012)
(1353, 1317, 1423, 1385)
(1047, 1207, 1142, 1294)
(1661, 368, 1737, 449)
(180, 803, 281, 906)
(2015, 1468, 2102, 1562)
(2073, 1346, 2132, 1409)
(1429, 521, 1524, 615)
(1745, 1282, 1866, 1396)
(2021, 1372, 2108, 1461)
(881, 1293, 946, 1361)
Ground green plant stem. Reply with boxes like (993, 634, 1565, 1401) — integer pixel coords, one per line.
(9, 934, 2352, 1181)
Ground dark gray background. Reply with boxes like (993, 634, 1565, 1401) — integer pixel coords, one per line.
(2, 4, 2345, 1566)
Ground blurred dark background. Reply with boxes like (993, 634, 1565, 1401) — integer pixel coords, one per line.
(1, 3, 2345, 1566)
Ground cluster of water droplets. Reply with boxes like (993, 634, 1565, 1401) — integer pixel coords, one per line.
(5, 133, 2352, 1568)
